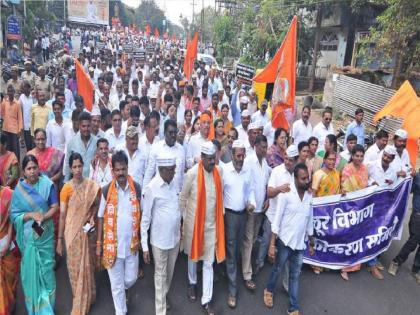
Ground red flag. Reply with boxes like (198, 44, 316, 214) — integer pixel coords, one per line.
(154, 28, 160, 39)
(254, 16, 297, 130)
(183, 32, 199, 81)
(75, 59, 94, 112)
(145, 24, 151, 36)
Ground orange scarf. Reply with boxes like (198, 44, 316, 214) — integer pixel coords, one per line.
(200, 112, 215, 140)
(102, 176, 141, 269)
(191, 161, 225, 263)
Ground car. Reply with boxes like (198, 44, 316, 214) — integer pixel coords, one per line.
(197, 53, 219, 69)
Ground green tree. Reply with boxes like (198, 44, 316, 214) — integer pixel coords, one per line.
(213, 15, 239, 62)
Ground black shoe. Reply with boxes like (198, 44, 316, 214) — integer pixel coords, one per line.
(202, 302, 215, 315)
(187, 284, 197, 302)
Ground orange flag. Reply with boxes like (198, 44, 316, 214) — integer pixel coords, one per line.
(183, 32, 199, 81)
(154, 28, 160, 39)
(145, 24, 151, 36)
(253, 16, 297, 130)
(374, 80, 420, 167)
(75, 59, 94, 112)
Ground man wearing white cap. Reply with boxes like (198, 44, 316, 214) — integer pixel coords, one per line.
(247, 89, 258, 115)
(390, 129, 414, 176)
(221, 139, 256, 308)
(186, 111, 212, 168)
(256, 145, 299, 275)
(243, 135, 271, 288)
(116, 126, 143, 185)
(181, 141, 225, 315)
(236, 109, 251, 142)
(251, 99, 270, 126)
(91, 106, 106, 138)
(245, 121, 262, 156)
(142, 155, 180, 315)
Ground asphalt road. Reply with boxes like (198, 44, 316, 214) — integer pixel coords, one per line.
(14, 206, 420, 315)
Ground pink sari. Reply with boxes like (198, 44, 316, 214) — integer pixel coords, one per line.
(28, 147, 64, 178)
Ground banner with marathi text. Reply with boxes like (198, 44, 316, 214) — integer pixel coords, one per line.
(303, 177, 412, 269)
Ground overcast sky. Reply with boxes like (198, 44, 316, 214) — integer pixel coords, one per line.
(122, 0, 214, 26)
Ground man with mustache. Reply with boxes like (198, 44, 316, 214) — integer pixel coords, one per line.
(390, 129, 415, 177)
(291, 105, 312, 146)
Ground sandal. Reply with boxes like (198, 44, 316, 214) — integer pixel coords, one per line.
(244, 279, 256, 291)
(340, 271, 349, 281)
(227, 295, 236, 309)
(263, 289, 273, 308)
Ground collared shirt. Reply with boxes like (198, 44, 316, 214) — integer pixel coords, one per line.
(244, 152, 271, 212)
(312, 122, 335, 152)
(251, 110, 270, 126)
(186, 133, 207, 169)
(0, 98, 23, 134)
(143, 140, 185, 192)
(19, 93, 35, 130)
(21, 71, 36, 88)
(292, 119, 313, 146)
(46, 118, 72, 152)
(141, 174, 181, 251)
(64, 88, 75, 110)
(364, 143, 382, 164)
(105, 128, 125, 151)
(367, 159, 398, 186)
(31, 103, 50, 135)
(98, 181, 141, 258)
(117, 145, 144, 185)
(345, 120, 365, 146)
(64, 133, 98, 181)
(89, 158, 113, 187)
(221, 162, 256, 211)
(272, 183, 313, 250)
(35, 77, 53, 99)
(390, 149, 412, 173)
(266, 163, 294, 222)
(148, 81, 160, 98)
(235, 124, 248, 142)
(263, 121, 276, 146)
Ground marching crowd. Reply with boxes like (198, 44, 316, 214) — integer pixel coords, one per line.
(0, 28, 419, 315)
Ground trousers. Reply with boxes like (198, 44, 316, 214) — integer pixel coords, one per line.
(107, 253, 139, 315)
(152, 243, 179, 315)
(242, 212, 264, 280)
(394, 212, 420, 273)
(188, 258, 214, 305)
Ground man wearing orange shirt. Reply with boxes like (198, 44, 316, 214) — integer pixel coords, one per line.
(0, 84, 24, 159)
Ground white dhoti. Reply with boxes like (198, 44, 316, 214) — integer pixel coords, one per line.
(107, 253, 139, 315)
(152, 243, 180, 315)
(188, 258, 214, 305)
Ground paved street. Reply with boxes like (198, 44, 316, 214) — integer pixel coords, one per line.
(14, 207, 420, 315)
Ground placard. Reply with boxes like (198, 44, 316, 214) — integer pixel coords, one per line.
(133, 48, 146, 60)
(6, 15, 21, 40)
(235, 63, 256, 85)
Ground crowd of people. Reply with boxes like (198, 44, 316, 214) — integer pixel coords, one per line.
(0, 26, 419, 315)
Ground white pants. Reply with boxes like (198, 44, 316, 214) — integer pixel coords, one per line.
(188, 258, 213, 305)
(107, 253, 139, 315)
(152, 243, 180, 315)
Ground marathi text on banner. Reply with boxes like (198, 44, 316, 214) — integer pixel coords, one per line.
(303, 177, 412, 269)
(67, 0, 109, 26)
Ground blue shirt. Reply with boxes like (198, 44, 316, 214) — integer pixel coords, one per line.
(345, 120, 365, 146)
(412, 173, 420, 213)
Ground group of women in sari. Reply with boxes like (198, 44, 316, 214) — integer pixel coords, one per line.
(1, 126, 101, 315)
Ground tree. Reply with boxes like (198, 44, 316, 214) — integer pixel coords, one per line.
(213, 15, 239, 62)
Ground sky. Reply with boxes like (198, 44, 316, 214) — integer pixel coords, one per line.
(122, 0, 214, 26)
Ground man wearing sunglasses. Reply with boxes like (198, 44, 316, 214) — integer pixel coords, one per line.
(312, 107, 335, 153)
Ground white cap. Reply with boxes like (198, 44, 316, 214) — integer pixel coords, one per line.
(384, 145, 397, 156)
(201, 141, 216, 155)
(395, 129, 408, 140)
(91, 107, 101, 116)
(241, 109, 251, 117)
(156, 155, 176, 167)
(218, 86, 225, 92)
(286, 145, 299, 158)
(169, 73, 175, 79)
(163, 77, 170, 82)
(232, 139, 246, 149)
(240, 96, 249, 104)
(248, 122, 260, 131)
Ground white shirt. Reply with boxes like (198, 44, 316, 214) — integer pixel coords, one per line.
(89, 159, 113, 187)
(271, 183, 313, 250)
(263, 121, 276, 146)
(292, 119, 312, 146)
(46, 118, 72, 152)
(312, 122, 335, 152)
(364, 143, 382, 164)
(143, 140, 185, 193)
(368, 159, 398, 186)
(251, 111, 269, 126)
(117, 145, 144, 185)
(105, 128, 125, 151)
(186, 133, 207, 169)
(266, 163, 294, 222)
(244, 152, 271, 212)
(141, 174, 181, 251)
(19, 94, 34, 130)
(148, 81, 160, 98)
(64, 88, 75, 110)
(236, 124, 248, 142)
(221, 162, 256, 211)
(340, 149, 351, 162)
(98, 181, 139, 258)
(110, 93, 126, 109)
(390, 149, 412, 173)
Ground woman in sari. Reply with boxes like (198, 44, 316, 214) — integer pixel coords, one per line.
(57, 153, 101, 315)
(306, 136, 318, 177)
(311, 151, 341, 274)
(266, 127, 288, 168)
(314, 134, 346, 172)
(27, 128, 64, 184)
(184, 109, 193, 134)
(214, 118, 227, 146)
(10, 154, 59, 315)
(0, 182, 20, 315)
(0, 133, 19, 189)
(221, 104, 233, 136)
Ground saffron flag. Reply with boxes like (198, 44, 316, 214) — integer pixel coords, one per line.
(183, 32, 199, 81)
(253, 16, 297, 130)
(75, 59, 94, 112)
(374, 80, 420, 167)
(154, 28, 160, 39)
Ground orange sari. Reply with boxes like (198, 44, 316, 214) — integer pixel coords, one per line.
(0, 151, 19, 188)
(0, 186, 20, 315)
